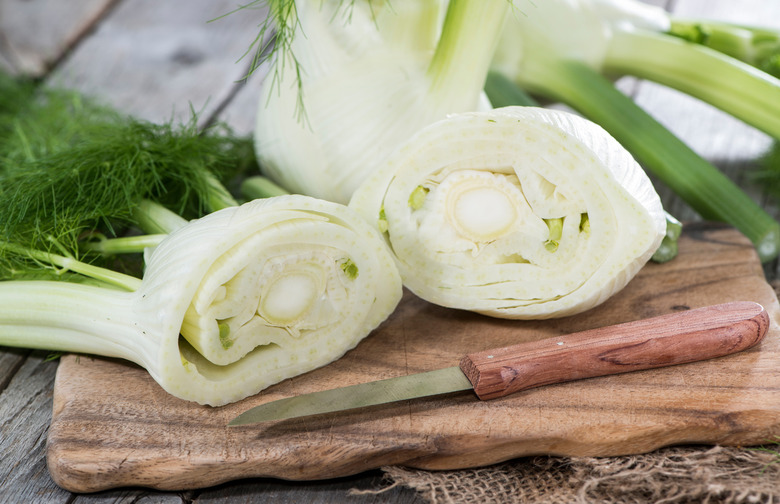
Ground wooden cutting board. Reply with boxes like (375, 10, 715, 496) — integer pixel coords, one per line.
(46, 222, 780, 493)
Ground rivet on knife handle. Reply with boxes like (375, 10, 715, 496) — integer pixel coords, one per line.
(459, 301, 769, 400)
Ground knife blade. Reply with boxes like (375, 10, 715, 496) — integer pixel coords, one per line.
(228, 301, 769, 426)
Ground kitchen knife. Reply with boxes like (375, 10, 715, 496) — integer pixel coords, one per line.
(228, 301, 769, 426)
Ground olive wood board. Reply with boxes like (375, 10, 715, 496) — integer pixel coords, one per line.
(46, 222, 780, 492)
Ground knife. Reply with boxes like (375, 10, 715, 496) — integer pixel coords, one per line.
(228, 301, 769, 426)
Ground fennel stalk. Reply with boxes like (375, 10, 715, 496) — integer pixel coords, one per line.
(489, 0, 780, 262)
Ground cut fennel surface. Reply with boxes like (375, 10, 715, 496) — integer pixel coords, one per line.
(0, 195, 402, 406)
(350, 106, 666, 319)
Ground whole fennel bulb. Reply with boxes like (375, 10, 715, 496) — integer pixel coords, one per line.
(254, 0, 510, 204)
(350, 106, 666, 319)
(0, 195, 402, 406)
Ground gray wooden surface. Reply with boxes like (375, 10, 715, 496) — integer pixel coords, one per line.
(1, 0, 778, 502)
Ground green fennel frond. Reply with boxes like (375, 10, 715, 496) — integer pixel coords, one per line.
(0, 72, 255, 280)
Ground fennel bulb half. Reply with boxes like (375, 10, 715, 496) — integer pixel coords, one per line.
(0, 195, 402, 406)
(254, 0, 509, 204)
(350, 106, 666, 319)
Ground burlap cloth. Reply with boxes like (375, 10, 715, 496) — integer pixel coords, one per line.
(375, 444, 780, 503)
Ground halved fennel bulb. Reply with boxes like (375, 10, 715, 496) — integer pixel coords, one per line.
(0, 195, 401, 405)
(350, 106, 666, 319)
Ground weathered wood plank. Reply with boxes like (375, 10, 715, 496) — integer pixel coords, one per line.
(70, 490, 190, 504)
(0, 352, 71, 503)
(0, 0, 117, 76)
(0, 347, 28, 391)
(47, 0, 268, 127)
(1, 353, 192, 503)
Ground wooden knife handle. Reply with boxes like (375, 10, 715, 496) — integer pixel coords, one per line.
(459, 301, 769, 400)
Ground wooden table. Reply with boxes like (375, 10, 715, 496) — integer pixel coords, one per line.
(1, 0, 778, 502)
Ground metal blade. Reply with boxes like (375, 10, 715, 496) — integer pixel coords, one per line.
(228, 366, 473, 426)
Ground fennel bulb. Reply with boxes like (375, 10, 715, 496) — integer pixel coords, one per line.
(0, 195, 402, 406)
(254, 0, 509, 204)
(350, 106, 666, 319)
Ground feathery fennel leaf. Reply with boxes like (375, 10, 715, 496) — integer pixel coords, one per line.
(0, 73, 256, 281)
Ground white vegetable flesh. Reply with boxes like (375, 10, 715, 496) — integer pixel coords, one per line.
(255, 0, 508, 204)
(0, 195, 402, 405)
(350, 106, 666, 319)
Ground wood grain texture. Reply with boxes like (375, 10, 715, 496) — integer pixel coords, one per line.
(0, 352, 72, 502)
(46, 222, 780, 493)
(0, 0, 117, 76)
(46, 0, 266, 127)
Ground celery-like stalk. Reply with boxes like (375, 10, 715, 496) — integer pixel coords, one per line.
(605, 29, 780, 140)
(241, 175, 290, 200)
(652, 213, 683, 264)
(483, 70, 538, 108)
(668, 20, 780, 78)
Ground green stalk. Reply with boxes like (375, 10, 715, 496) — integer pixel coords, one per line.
(605, 29, 780, 140)
(0, 281, 146, 363)
(133, 199, 189, 235)
(668, 20, 780, 78)
(0, 241, 142, 291)
(82, 234, 167, 255)
(653, 213, 683, 264)
(495, 61, 780, 262)
(241, 176, 290, 200)
(85, 173, 238, 257)
(203, 170, 240, 211)
(426, 0, 510, 105)
(484, 70, 539, 107)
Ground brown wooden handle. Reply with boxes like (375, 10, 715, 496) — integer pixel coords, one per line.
(459, 301, 769, 400)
